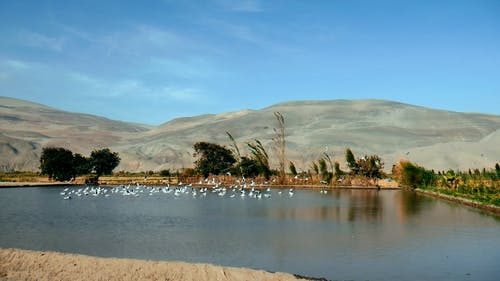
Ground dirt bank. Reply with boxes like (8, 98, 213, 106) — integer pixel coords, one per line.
(0, 248, 306, 281)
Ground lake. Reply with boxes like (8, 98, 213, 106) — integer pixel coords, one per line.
(0, 185, 499, 281)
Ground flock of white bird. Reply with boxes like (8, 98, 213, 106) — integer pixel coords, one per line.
(58, 181, 322, 200)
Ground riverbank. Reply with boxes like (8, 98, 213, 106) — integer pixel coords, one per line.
(415, 188, 500, 215)
(0, 248, 310, 281)
(0, 177, 399, 189)
(0, 182, 76, 188)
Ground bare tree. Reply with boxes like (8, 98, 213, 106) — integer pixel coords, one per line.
(273, 112, 286, 184)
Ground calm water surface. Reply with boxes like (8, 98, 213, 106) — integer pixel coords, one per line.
(0, 186, 499, 281)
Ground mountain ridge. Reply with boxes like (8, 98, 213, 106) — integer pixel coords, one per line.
(1, 96, 499, 173)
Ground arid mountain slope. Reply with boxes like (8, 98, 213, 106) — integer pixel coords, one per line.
(1, 96, 499, 172)
(0, 97, 150, 171)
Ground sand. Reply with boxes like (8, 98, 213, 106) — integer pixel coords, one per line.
(0, 248, 305, 281)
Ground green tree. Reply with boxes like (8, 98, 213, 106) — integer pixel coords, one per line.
(310, 161, 319, 175)
(40, 147, 75, 181)
(345, 148, 359, 175)
(357, 155, 384, 178)
(247, 139, 271, 179)
(237, 156, 260, 178)
(194, 142, 236, 177)
(90, 148, 120, 177)
(226, 131, 242, 175)
(496, 163, 500, 176)
(73, 153, 91, 176)
(318, 158, 332, 183)
(334, 161, 344, 177)
(159, 169, 171, 177)
(393, 160, 437, 188)
(289, 161, 298, 176)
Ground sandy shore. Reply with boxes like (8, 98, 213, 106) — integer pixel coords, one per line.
(0, 248, 307, 281)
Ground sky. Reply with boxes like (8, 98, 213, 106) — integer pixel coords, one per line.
(1, 0, 499, 125)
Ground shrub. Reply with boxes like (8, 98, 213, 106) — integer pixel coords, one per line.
(393, 160, 437, 188)
(159, 169, 171, 177)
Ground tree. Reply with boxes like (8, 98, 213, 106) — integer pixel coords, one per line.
(273, 112, 286, 184)
(496, 163, 500, 176)
(90, 148, 120, 177)
(393, 160, 436, 188)
(357, 155, 384, 178)
(289, 161, 298, 176)
(226, 131, 243, 176)
(345, 148, 359, 175)
(159, 169, 171, 177)
(237, 156, 260, 178)
(247, 139, 271, 179)
(318, 158, 332, 183)
(310, 161, 319, 175)
(193, 142, 236, 177)
(73, 153, 91, 176)
(334, 161, 344, 177)
(40, 147, 76, 181)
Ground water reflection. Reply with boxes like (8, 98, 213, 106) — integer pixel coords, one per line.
(1, 187, 499, 281)
(345, 190, 383, 222)
(396, 190, 435, 221)
(268, 189, 383, 223)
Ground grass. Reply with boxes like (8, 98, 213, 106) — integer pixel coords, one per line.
(393, 160, 500, 207)
(421, 182, 500, 207)
(0, 171, 49, 183)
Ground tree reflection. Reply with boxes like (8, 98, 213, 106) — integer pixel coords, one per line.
(347, 190, 382, 222)
(396, 190, 434, 221)
(268, 190, 383, 222)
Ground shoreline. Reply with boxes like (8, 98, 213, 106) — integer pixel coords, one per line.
(3, 181, 498, 215)
(0, 181, 399, 190)
(415, 188, 500, 216)
(0, 248, 314, 281)
(0, 182, 80, 188)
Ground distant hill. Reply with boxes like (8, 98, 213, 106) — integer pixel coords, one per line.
(1, 96, 499, 173)
(0, 97, 150, 171)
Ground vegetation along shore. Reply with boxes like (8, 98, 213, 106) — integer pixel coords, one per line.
(1, 111, 499, 213)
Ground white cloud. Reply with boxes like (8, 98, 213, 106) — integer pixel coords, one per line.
(148, 57, 223, 80)
(17, 30, 66, 52)
(4, 59, 31, 70)
(203, 20, 301, 55)
(67, 70, 205, 103)
(100, 25, 183, 58)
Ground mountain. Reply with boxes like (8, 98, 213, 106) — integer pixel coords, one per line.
(0, 97, 150, 171)
(1, 96, 499, 173)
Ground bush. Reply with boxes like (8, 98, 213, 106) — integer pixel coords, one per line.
(40, 147, 120, 182)
(193, 142, 236, 177)
(159, 169, 171, 177)
(40, 147, 77, 181)
(393, 160, 437, 188)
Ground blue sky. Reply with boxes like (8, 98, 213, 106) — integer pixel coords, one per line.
(1, 0, 499, 125)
